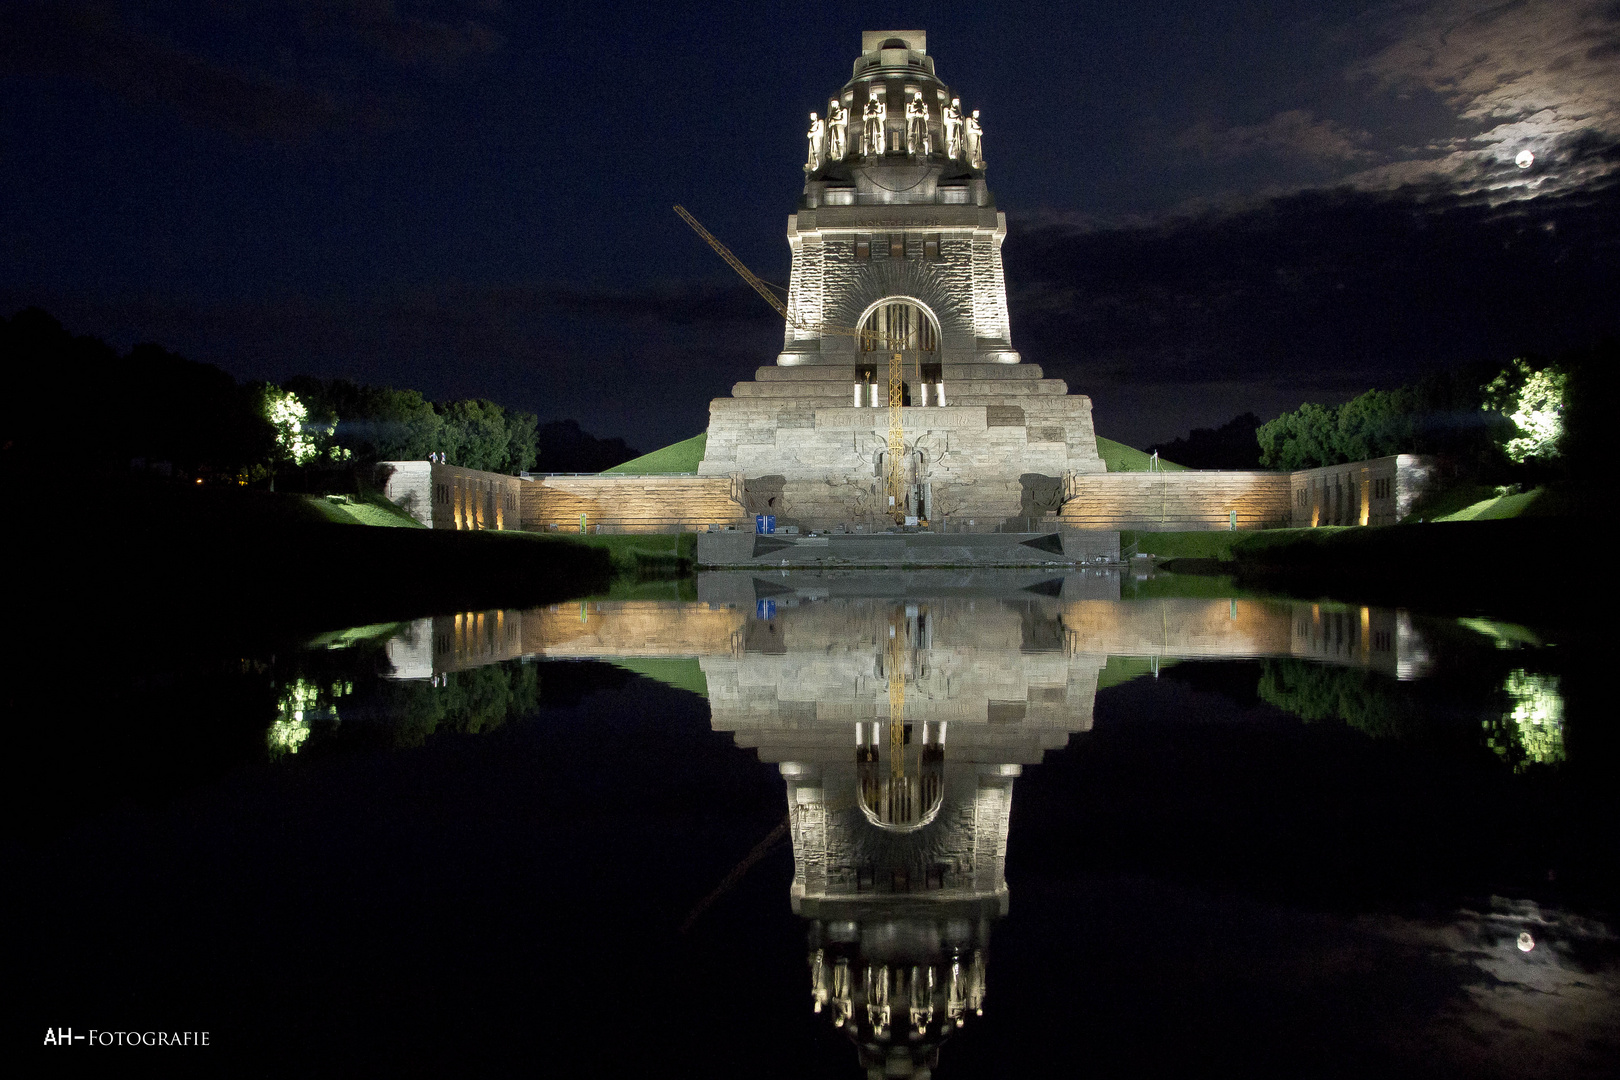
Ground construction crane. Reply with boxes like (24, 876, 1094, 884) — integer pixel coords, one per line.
(674, 206, 910, 521)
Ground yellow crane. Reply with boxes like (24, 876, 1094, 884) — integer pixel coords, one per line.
(674, 206, 910, 520)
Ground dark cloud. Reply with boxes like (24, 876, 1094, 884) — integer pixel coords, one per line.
(1004, 170, 1620, 442)
(1174, 109, 1375, 164)
(0, 278, 782, 449)
(0, 2, 348, 139)
(0, 0, 504, 140)
(289, 0, 505, 74)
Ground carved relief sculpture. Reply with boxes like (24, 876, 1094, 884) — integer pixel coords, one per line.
(964, 109, 984, 168)
(906, 91, 931, 157)
(827, 99, 848, 161)
(943, 98, 964, 161)
(862, 94, 886, 157)
(806, 112, 826, 171)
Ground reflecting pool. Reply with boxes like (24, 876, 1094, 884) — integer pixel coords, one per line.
(19, 570, 1617, 1077)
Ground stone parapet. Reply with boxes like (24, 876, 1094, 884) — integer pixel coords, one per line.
(1060, 471, 1293, 531)
(518, 474, 750, 534)
(1288, 454, 1434, 527)
(382, 460, 524, 530)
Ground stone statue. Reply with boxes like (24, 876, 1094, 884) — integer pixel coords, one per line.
(943, 97, 964, 161)
(806, 112, 825, 171)
(862, 94, 886, 157)
(964, 109, 984, 168)
(827, 99, 847, 161)
(905, 91, 930, 157)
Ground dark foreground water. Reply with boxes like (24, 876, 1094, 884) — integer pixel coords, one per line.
(17, 570, 1618, 1078)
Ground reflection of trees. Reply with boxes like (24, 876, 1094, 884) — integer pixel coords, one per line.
(270, 659, 542, 755)
(378, 664, 540, 747)
(1484, 669, 1565, 771)
(1257, 660, 1436, 741)
(1258, 659, 1568, 768)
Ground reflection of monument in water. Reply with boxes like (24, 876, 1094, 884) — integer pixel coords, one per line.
(386, 572, 1429, 1077)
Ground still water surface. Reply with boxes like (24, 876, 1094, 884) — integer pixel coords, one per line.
(21, 570, 1617, 1077)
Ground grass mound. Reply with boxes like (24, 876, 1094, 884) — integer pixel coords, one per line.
(607, 658, 709, 698)
(1096, 436, 1188, 473)
(306, 493, 426, 528)
(1434, 488, 1545, 522)
(602, 433, 707, 474)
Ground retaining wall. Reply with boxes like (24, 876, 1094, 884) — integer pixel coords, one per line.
(518, 474, 751, 534)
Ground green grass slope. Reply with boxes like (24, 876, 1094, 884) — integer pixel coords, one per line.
(1434, 488, 1544, 522)
(602, 433, 707, 474)
(1096, 436, 1188, 472)
(608, 658, 709, 698)
(307, 494, 426, 528)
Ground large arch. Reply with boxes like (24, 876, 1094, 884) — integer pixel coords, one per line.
(856, 295, 941, 354)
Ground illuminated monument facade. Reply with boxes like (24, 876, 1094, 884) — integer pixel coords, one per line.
(697, 31, 1108, 531)
(503, 29, 1434, 541)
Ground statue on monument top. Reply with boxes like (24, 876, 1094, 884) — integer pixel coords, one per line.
(905, 91, 931, 157)
(943, 97, 964, 161)
(964, 108, 984, 168)
(862, 94, 886, 157)
(806, 112, 826, 171)
(826, 99, 848, 161)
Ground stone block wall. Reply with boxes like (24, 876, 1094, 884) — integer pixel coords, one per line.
(780, 206, 1015, 366)
(1288, 454, 1434, 527)
(382, 460, 524, 530)
(1060, 471, 1293, 531)
(518, 475, 751, 533)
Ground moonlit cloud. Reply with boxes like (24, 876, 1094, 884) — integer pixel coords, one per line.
(1351, 0, 1620, 197)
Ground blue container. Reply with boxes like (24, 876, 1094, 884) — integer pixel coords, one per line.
(755, 599, 776, 619)
(765, 514, 776, 534)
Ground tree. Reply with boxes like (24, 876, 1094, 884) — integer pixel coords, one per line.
(1482, 359, 1566, 463)
(1257, 402, 1340, 469)
(256, 385, 327, 488)
(284, 377, 443, 462)
(437, 398, 512, 471)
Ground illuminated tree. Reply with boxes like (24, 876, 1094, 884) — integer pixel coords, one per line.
(1483, 359, 1566, 462)
(261, 387, 321, 465)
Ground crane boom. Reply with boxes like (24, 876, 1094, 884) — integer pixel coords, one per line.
(674, 205, 802, 329)
(673, 205, 910, 522)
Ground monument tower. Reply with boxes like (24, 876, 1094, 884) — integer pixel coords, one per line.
(698, 31, 1108, 531)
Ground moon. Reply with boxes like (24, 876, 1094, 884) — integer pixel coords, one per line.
(1515, 150, 1535, 169)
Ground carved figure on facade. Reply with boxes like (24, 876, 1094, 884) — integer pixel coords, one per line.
(827, 99, 848, 161)
(862, 95, 886, 156)
(943, 98, 964, 161)
(906, 91, 930, 157)
(806, 112, 826, 171)
(964, 109, 984, 168)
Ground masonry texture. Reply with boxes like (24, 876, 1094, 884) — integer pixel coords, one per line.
(383, 460, 523, 530)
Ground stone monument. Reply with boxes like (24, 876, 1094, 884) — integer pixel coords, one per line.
(698, 30, 1107, 532)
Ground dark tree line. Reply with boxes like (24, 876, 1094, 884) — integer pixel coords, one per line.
(1, 308, 644, 481)
(284, 376, 539, 474)
(2, 307, 275, 478)
(1164, 340, 1615, 489)
(1148, 413, 1262, 469)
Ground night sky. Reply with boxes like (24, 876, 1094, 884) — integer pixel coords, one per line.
(3, 1, 1617, 451)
